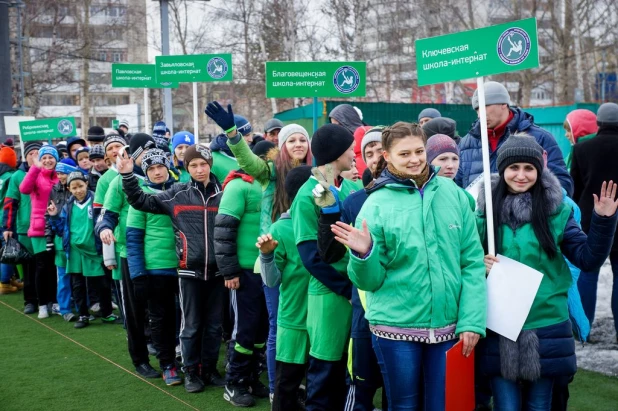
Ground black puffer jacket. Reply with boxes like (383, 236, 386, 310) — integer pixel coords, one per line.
(121, 172, 222, 281)
(88, 168, 106, 192)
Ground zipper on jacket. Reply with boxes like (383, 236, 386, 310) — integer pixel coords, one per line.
(194, 183, 208, 280)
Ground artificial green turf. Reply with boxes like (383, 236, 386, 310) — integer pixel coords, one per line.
(2, 291, 618, 411)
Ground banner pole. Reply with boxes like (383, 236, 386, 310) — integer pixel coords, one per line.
(312, 97, 318, 134)
(193, 82, 199, 143)
(477, 77, 495, 255)
(144, 88, 150, 134)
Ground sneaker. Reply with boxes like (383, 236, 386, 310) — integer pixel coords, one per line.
(224, 384, 256, 407)
(248, 379, 269, 399)
(203, 369, 226, 387)
(51, 303, 61, 316)
(269, 393, 274, 404)
(0, 283, 18, 294)
(101, 313, 123, 324)
(183, 368, 205, 393)
(111, 301, 119, 310)
(37, 305, 49, 319)
(10, 278, 23, 290)
(147, 343, 158, 356)
(90, 303, 100, 314)
(162, 365, 183, 386)
(135, 363, 160, 379)
(74, 316, 90, 329)
(23, 303, 36, 314)
(63, 312, 76, 322)
(88, 315, 96, 322)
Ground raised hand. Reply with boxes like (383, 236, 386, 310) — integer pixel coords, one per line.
(116, 146, 134, 174)
(256, 234, 278, 254)
(593, 181, 618, 217)
(47, 200, 59, 217)
(331, 220, 372, 256)
(204, 101, 236, 133)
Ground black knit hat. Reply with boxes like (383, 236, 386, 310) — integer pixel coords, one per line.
(422, 117, 457, 139)
(24, 142, 42, 157)
(141, 148, 171, 177)
(87, 126, 106, 143)
(89, 144, 105, 160)
(129, 133, 156, 160)
(252, 140, 276, 159)
(497, 133, 544, 174)
(284, 165, 313, 202)
(311, 124, 354, 166)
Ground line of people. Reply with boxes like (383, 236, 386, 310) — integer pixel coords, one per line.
(2, 84, 618, 411)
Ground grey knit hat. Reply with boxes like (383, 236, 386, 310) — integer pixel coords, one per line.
(597, 102, 618, 126)
(67, 171, 87, 187)
(497, 133, 544, 174)
(422, 117, 457, 139)
(417, 108, 441, 122)
(278, 124, 310, 149)
(472, 81, 511, 110)
(360, 126, 384, 163)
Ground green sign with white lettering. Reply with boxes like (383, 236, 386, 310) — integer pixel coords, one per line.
(415, 18, 539, 86)
(111, 120, 120, 129)
(19, 117, 77, 142)
(111, 64, 178, 88)
(155, 54, 233, 83)
(265, 61, 367, 98)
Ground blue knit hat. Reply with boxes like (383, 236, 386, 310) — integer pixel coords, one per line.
(56, 158, 78, 175)
(172, 131, 195, 152)
(152, 121, 167, 138)
(74, 146, 90, 160)
(234, 115, 252, 136)
(38, 145, 59, 162)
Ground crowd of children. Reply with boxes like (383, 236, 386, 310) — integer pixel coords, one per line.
(2, 85, 618, 411)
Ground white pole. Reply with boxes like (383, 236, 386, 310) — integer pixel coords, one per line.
(193, 82, 199, 143)
(477, 77, 495, 255)
(144, 88, 150, 133)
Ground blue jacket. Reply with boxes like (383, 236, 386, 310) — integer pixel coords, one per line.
(455, 107, 573, 196)
(49, 191, 96, 261)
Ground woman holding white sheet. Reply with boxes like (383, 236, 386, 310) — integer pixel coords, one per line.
(477, 133, 618, 410)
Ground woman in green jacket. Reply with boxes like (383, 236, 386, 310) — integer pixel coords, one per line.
(478, 134, 618, 410)
(205, 102, 313, 398)
(333, 122, 487, 410)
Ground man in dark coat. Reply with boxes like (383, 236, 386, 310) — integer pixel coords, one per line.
(571, 102, 618, 340)
(455, 81, 573, 196)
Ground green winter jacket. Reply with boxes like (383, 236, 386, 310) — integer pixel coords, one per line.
(126, 185, 177, 271)
(0, 169, 15, 223)
(211, 151, 239, 184)
(348, 172, 487, 337)
(227, 135, 277, 235)
(4, 167, 31, 234)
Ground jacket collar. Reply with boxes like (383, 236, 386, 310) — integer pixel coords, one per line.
(469, 107, 534, 139)
(367, 165, 438, 194)
(147, 175, 176, 191)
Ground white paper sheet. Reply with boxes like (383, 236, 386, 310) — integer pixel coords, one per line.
(486, 254, 544, 341)
(465, 173, 484, 203)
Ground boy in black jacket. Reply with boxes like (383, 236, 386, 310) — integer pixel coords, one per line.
(118, 144, 226, 394)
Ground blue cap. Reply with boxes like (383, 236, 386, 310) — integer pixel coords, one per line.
(234, 115, 252, 136)
(56, 158, 78, 175)
(38, 145, 59, 162)
(172, 131, 195, 152)
(153, 121, 167, 138)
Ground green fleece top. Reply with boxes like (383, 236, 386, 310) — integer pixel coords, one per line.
(5, 169, 31, 234)
(292, 177, 359, 295)
(127, 185, 177, 270)
(94, 167, 118, 206)
(218, 175, 262, 270)
(176, 165, 191, 183)
(348, 175, 487, 337)
(211, 151, 239, 184)
(227, 136, 277, 235)
(477, 202, 573, 330)
(270, 214, 311, 330)
(0, 170, 15, 222)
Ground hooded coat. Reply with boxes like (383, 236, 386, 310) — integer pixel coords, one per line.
(19, 165, 59, 237)
(328, 104, 364, 135)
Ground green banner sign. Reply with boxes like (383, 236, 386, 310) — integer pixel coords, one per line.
(415, 18, 539, 86)
(155, 54, 233, 83)
(111, 64, 178, 88)
(111, 120, 120, 129)
(265, 62, 367, 98)
(19, 117, 77, 142)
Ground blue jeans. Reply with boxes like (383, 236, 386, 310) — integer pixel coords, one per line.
(1, 264, 14, 284)
(578, 249, 618, 335)
(372, 334, 456, 410)
(263, 283, 280, 394)
(491, 376, 554, 411)
(56, 266, 72, 315)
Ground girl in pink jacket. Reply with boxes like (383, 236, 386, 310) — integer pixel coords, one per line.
(19, 145, 59, 319)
